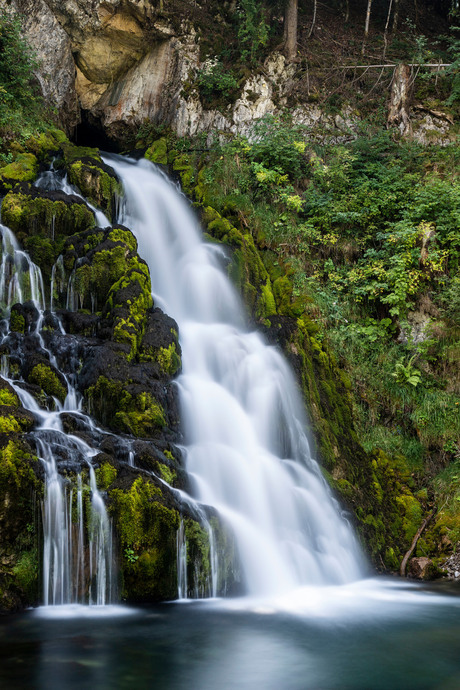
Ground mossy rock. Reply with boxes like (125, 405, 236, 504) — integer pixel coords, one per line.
(1, 186, 95, 249)
(68, 159, 121, 222)
(24, 128, 68, 160)
(109, 476, 179, 601)
(0, 153, 38, 190)
(62, 226, 152, 360)
(0, 379, 19, 407)
(0, 437, 41, 613)
(139, 309, 182, 377)
(145, 138, 168, 166)
(86, 376, 165, 438)
(27, 362, 67, 403)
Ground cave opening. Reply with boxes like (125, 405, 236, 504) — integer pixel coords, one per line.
(73, 112, 120, 152)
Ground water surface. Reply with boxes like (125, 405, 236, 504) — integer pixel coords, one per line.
(1, 580, 460, 690)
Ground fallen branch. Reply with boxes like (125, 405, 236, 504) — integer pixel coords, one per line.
(400, 510, 435, 577)
(412, 104, 455, 125)
(329, 63, 452, 69)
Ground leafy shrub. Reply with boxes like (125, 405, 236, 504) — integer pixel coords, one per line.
(196, 61, 239, 105)
(236, 0, 268, 64)
(0, 9, 44, 142)
(250, 115, 309, 180)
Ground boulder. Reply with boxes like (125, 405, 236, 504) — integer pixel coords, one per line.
(408, 556, 437, 580)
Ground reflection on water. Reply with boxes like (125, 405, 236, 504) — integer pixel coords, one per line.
(1, 580, 460, 690)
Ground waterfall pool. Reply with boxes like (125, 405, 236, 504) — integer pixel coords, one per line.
(1, 580, 460, 689)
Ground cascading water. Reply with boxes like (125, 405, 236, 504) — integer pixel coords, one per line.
(108, 156, 365, 596)
(0, 203, 115, 607)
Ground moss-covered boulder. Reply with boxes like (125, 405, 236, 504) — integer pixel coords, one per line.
(62, 143, 121, 221)
(0, 153, 38, 191)
(52, 225, 182, 440)
(0, 436, 41, 613)
(145, 138, 168, 166)
(24, 128, 68, 161)
(2, 184, 95, 241)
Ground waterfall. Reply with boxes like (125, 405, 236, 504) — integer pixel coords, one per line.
(107, 156, 365, 596)
(0, 215, 115, 608)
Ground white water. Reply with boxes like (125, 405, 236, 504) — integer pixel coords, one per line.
(0, 224, 45, 312)
(108, 156, 364, 596)
(0, 214, 114, 607)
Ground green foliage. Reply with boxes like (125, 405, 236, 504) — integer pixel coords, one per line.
(0, 10, 45, 142)
(95, 462, 118, 491)
(236, 0, 268, 64)
(124, 547, 138, 564)
(445, 26, 460, 106)
(196, 61, 239, 105)
(250, 115, 309, 181)
(392, 356, 422, 388)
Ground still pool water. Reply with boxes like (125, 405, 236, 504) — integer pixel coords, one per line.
(1, 579, 460, 690)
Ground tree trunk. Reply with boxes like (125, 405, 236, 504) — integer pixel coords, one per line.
(383, 0, 393, 58)
(345, 0, 349, 23)
(400, 511, 434, 577)
(392, 0, 400, 33)
(362, 0, 373, 55)
(284, 0, 298, 62)
(308, 0, 317, 38)
(387, 63, 413, 136)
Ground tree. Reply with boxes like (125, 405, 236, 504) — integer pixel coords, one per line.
(284, 0, 298, 61)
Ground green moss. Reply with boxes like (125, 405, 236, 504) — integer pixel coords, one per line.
(0, 439, 38, 491)
(115, 393, 166, 437)
(25, 128, 68, 159)
(0, 438, 40, 611)
(145, 138, 168, 165)
(28, 363, 66, 402)
(256, 279, 277, 319)
(172, 155, 195, 194)
(184, 518, 211, 591)
(0, 415, 21, 432)
(0, 153, 38, 187)
(108, 227, 137, 252)
(68, 160, 121, 221)
(9, 311, 25, 333)
(1, 191, 95, 239)
(108, 262, 153, 360)
(86, 377, 165, 438)
(109, 477, 179, 601)
(95, 462, 118, 491)
(12, 549, 39, 601)
(155, 343, 181, 376)
(0, 388, 19, 407)
(61, 142, 101, 166)
(156, 462, 176, 486)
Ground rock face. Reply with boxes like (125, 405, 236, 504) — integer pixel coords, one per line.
(7, 0, 361, 144)
(10, 0, 79, 133)
(6, 1, 456, 144)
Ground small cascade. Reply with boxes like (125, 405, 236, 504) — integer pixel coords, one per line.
(50, 255, 65, 314)
(39, 437, 115, 606)
(0, 224, 45, 313)
(36, 167, 111, 228)
(177, 520, 188, 599)
(0, 214, 117, 606)
(88, 466, 113, 606)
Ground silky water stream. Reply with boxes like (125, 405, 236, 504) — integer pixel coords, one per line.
(0, 156, 459, 689)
